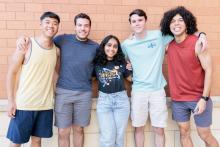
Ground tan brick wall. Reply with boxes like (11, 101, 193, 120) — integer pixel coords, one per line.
(0, 0, 220, 98)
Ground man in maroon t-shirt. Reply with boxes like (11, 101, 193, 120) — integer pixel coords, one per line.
(160, 6, 219, 147)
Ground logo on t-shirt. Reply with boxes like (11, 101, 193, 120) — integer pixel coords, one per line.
(148, 42, 156, 48)
(98, 66, 121, 87)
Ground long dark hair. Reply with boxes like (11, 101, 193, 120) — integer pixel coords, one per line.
(93, 35, 126, 66)
(160, 6, 198, 36)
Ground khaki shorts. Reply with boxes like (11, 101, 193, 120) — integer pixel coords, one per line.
(131, 89, 168, 128)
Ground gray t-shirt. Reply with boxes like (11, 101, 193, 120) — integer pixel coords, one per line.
(54, 34, 99, 91)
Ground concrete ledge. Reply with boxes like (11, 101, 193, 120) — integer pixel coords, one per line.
(1, 96, 220, 112)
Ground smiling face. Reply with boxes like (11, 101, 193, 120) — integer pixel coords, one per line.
(129, 14, 146, 34)
(75, 18, 91, 41)
(40, 17, 59, 38)
(170, 14, 187, 37)
(104, 38, 118, 61)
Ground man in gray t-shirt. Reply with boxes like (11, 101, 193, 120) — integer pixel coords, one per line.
(53, 13, 98, 147)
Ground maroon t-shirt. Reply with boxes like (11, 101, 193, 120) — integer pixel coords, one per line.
(167, 35, 205, 101)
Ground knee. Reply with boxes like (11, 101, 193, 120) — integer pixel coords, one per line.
(58, 128, 71, 139)
(198, 129, 212, 141)
(73, 125, 84, 135)
(179, 126, 191, 139)
(153, 127, 164, 136)
(135, 126, 145, 134)
(31, 136, 41, 144)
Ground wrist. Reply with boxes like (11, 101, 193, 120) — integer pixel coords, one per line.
(200, 95, 210, 101)
(198, 32, 206, 38)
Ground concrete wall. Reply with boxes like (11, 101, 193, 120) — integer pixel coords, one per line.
(0, 98, 220, 147)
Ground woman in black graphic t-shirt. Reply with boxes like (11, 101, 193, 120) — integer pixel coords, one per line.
(93, 35, 132, 147)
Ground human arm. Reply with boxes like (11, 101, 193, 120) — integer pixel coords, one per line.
(124, 62, 132, 82)
(53, 47, 60, 90)
(194, 42, 212, 115)
(6, 45, 27, 118)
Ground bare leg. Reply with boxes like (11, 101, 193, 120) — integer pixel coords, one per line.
(58, 126, 71, 147)
(197, 127, 219, 147)
(30, 136, 41, 147)
(134, 126, 145, 147)
(178, 121, 193, 147)
(153, 127, 165, 147)
(9, 143, 21, 147)
(72, 124, 84, 147)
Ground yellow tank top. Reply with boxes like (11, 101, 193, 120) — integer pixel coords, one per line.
(16, 38, 57, 110)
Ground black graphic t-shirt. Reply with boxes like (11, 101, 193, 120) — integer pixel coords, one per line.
(94, 61, 131, 94)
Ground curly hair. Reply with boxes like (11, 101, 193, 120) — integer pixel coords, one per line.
(160, 6, 198, 36)
(93, 35, 126, 66)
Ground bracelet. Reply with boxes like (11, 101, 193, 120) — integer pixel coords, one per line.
(198, 32, 206, 37)
(201, 96, 210, 101)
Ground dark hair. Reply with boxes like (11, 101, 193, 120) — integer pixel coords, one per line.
(129, 9, 147, 23)
(74, 13, 91, 26)
(93, 35, 126, 66)
(160, 6, 198, 36)
(40, 11, 60, 23)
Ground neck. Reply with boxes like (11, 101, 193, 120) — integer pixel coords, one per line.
(107, 57, 113, 61)
(135, 30, 147, 40)
(35, 35, 53, 49)
(75, 35, 88, 41)
(174, 33, 188, 43)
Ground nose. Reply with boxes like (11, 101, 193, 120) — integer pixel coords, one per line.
(174, 20, 180, 25)
(81, 25, 86, 30)
(48, 23, 53, 27)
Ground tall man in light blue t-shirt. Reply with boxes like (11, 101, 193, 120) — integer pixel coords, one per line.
(122, 9, 207, 147)
(122, 9, 172, 147)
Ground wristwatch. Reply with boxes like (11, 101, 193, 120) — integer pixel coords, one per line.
(201, 96, 210, 101)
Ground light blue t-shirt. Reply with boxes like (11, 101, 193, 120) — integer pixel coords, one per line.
(122, 30, 173, 92)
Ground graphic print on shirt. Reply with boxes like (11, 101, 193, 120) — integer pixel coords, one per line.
(147, 42, 156, 48)
(98, 66, 121, 87)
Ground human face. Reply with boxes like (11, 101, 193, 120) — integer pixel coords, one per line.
(40, 17, 59, 38)
(129, 14, 146, 34)
(104, 38, 118, 60)
(170, 14, 187, 37)
(75, 18, 91, 41)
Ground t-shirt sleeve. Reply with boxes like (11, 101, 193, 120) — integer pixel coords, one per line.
(53, 35, 63, 48)
(162, 34, 173, 46)
(121, 42, 129, 60)
(92, 67, 97, 78)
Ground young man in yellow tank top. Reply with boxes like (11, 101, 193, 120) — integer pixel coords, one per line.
(6, 12, 60, 147)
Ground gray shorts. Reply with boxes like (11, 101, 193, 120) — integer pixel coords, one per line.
(54, 87, 92, 128)
(171, 99, 213, 127)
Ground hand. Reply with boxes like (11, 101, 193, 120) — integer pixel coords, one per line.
(194, 99, 206, 115)
(7, 100, 16, 118)
(128, 32, 135, 40)
(16, 36, 30, 53)
(126, 60, 132, 71)
(197, 33, 208, 52)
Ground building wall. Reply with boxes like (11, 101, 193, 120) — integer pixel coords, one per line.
(0, 0, 220, 98)
(0, 1, 220, 146)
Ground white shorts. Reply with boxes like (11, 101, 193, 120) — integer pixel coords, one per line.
(131, 89, 168, 128)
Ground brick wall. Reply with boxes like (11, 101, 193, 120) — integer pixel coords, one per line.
(0, 0, 220, 98)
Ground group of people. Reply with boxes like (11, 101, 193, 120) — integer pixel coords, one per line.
(6, 5, 219, 147)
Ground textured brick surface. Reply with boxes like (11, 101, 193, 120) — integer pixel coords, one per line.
(0, 0, 220, 98)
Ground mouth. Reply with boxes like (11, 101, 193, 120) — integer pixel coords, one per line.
(46, 28, 54, 34)
(173, 27, 181, 32)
